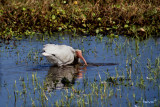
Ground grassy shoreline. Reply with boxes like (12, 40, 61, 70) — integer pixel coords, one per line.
(0, 0, 160, 39)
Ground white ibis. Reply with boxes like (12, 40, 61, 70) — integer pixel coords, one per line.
(42, 44, 87, 66)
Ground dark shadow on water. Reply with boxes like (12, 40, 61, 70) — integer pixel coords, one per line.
(31, 62, 118, 71)
(30, 64, 52, 71)
(87, 62, 118, 66)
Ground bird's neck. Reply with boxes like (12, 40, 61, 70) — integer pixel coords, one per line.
(72, 57, 80, 65)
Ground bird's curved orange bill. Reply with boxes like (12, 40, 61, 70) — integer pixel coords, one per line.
(76, 51, 87, 66)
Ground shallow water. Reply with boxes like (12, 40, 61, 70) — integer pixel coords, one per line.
(0, 34, 160, 106)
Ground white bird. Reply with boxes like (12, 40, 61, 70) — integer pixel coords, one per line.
(42, 44, 87, 66)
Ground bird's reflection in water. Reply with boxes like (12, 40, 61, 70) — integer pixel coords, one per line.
(45, 65, 86, 92)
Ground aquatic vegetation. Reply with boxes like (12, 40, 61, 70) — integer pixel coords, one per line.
(0, 0, 160, 39)
(0, 35, 159, 106)
(3, 63, 159, 107)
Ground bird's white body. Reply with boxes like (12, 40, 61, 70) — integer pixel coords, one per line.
(42, 44, 77, 66)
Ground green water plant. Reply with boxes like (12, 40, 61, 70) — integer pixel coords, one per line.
(0, 0, 160, 39)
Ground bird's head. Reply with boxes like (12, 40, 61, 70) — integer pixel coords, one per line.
(75, 49, 87, 66)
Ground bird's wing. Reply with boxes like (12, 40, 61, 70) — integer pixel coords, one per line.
(43, 44, 75, 65)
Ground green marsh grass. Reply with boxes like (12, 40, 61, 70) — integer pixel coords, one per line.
(0, 0, 160, 39)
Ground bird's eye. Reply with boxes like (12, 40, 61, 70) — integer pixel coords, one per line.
(52, 54, 56, 56)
